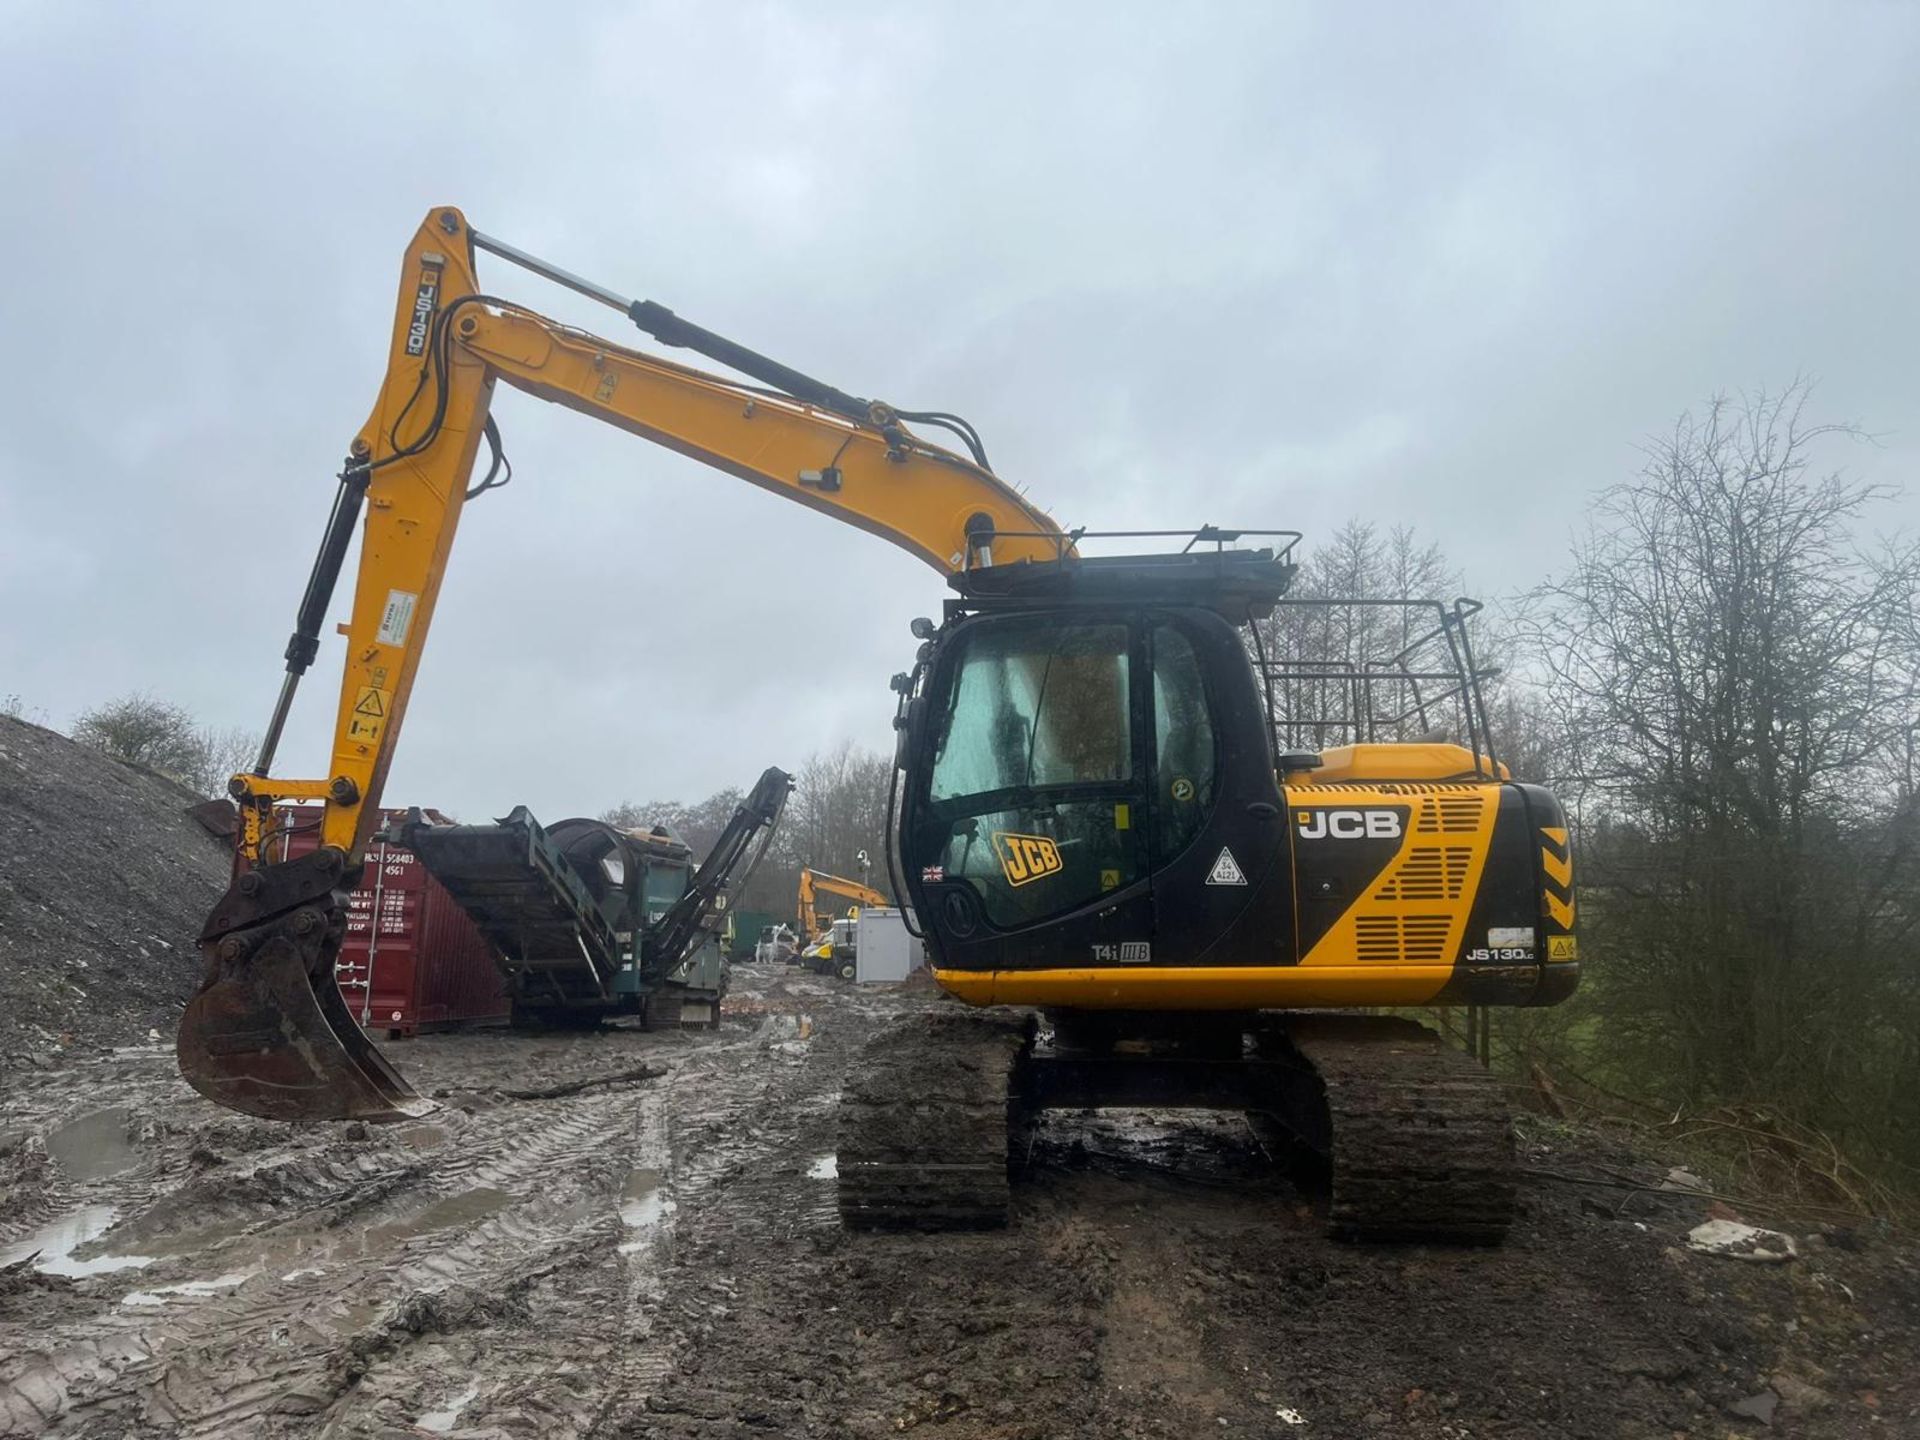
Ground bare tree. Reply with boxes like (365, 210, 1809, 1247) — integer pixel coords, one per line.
(786, 740, 893, 887)
(600, 788, 747, 855)
(1253, 522, 1503, 755)
(603, 742, 895, 927)
(1530, 384, 1920, 1164)
(192, 724, 263, 799)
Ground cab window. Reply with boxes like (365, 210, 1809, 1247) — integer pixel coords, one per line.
(924, 618, 1140, 926)
(930, 621, 1132, 800)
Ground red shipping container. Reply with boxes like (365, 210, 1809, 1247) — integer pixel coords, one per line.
(251, 806, 510, 1038)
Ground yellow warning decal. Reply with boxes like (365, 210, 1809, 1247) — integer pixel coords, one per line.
(1548, 935, 1578, 961)
(1539, 826, 1575, 929)
(992, 831, 1063, 888)
(1541, 848, 1572, 888)
(346, 685, 391, 744)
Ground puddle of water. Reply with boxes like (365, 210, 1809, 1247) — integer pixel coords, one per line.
(46, 1107, 138, 1182)
(99, 1216, 255, 1264)
(396, 1123, 449, 1152)
(619, 1168, 666, 1228)
(0, 1206, 157, 1277)
(417, 1380, 480, 1433)
(616, 1168, 676, 1253)
(324, 1299, 389, 1338)
(807, 1154, 838, 1179)
(366, 1186, 512, 1246)
(121, 1269, 257, 1307)
(3, 1184, 515, 1314)
(72, 1185, 517, 1298)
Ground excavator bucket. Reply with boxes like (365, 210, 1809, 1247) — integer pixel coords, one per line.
(177, 850, 431, 1122)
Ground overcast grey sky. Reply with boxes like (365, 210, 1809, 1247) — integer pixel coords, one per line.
(3, 3, 1916, 820)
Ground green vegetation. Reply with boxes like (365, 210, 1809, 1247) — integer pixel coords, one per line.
(1511, 385, 1919, 1214)
(68, 692, 259, 799)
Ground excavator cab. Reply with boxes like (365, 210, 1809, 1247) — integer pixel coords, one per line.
(894, 531, 1574, 1014)
(897, 539, 1301, 982)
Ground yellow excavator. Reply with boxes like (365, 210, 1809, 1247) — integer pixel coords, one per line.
(794, 866, 890, 979)
(181, 206, 1578, 1242)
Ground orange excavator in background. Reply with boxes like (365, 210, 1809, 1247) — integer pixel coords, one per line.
(181, 208, 1578, 1243)
(795, 866, 891, 980)
(797, 866, 889, 945)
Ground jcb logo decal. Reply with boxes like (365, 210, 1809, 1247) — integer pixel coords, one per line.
(1295, 809, 1403, 840)
(1540, 826, 1575, 930)
(992, 831, 1062, 887)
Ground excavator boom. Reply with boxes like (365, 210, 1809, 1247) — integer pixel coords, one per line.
(181, 207, 1067, 1121)
(797, 867, 890, 942)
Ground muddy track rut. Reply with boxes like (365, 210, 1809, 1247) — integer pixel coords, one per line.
(0, 982, 836, 1438)
(3, 967, 1916, 1439)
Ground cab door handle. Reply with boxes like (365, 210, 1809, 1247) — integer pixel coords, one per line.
(1246, 801, 1280, 820)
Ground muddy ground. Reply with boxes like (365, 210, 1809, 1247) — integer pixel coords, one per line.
(1, 963, 1915, 1440)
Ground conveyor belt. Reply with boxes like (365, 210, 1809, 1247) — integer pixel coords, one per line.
(400, 807, 620, 1002)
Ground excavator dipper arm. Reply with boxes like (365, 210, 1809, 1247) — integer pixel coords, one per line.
(180, 206, 1067, 1121)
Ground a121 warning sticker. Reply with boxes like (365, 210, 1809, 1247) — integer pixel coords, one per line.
(1207, 848, 1248, 885)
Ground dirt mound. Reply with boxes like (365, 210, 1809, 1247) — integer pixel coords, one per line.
(0, 715, 228, 1061)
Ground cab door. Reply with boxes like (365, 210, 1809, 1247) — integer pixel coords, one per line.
(903, 612, 1155, 970)
(1142, 611, 1294, 968)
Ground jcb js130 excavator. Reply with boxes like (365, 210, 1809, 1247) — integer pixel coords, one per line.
(181, 207, 1577, 1242)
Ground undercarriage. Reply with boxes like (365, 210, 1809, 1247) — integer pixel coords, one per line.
(838, 1007, 1514, 1244)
